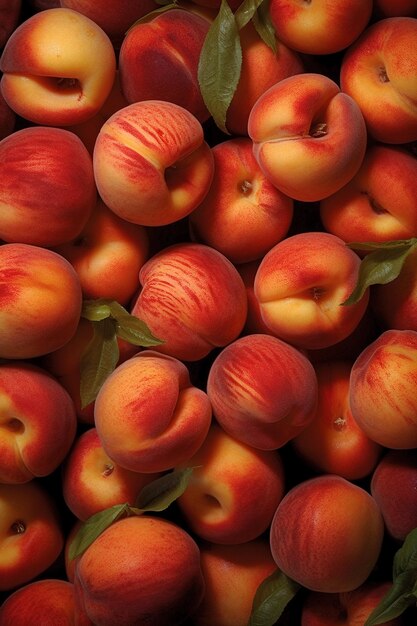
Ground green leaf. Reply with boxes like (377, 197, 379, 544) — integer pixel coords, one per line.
(248, 569, 301, 626)
(68, 503, 132, 560)
(81, 299, 112, 322)
(234, 0, 265, 30)
(79, 317, 120, 409)
(251, 0, 277, 53)
(198, 0, 242, 134)
(107, 300, 163, 348)
(341, 238, 417, 306)
(135, 467, 194, 512)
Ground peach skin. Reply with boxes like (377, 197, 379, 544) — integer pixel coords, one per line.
(93, 100, 214, 226)
(0, 7, 117, 126)
(93, 350, 212, 473)
(206, 333, 318, 450)
(248, 72, 367, 202)
(0, 360, 77, 484)
(253, 231, 370, 350)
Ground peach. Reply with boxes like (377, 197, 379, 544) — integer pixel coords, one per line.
(0, 243, 83, 360)
(62, 427, 162, 521)
(118, 8, 211, 123)
(0, 360, 77, 484)
(0, 481, 64, 592)
(292, 360, 383, 480)
(248, 72, 367, 202)
(0, 578, 93, 626)
(176, 423, 285, 544)
(93, 100, 214, 226)
(0, 126, 96, 247)
(73, 515, 205, 626)
(270, 474, 385, 593)
(130, 242, 248, 361)
(0, 0, 21, 49)
(349, 329, 417, 448)
(206, 333, 318, 450)
(340, 17, 417, 144)
(93, 350, 212, 473)
(225, 21, 304, 136)
(268, 0, 373, 55)
(188, 137, 294, 264)
(53, 197, 149, 306)
(371, 449, 417, 542)
(301, 581, 403, 626)
(195, 539, 278, 626)
(0, 7, 116, 126)
(253, 232, 370, 350)
(320, 143, 417, 243)
(236, 260, 275, 336)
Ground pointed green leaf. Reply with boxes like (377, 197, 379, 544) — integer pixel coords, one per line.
(198, 0, 242, 134)
(68, 503, 132, 560)
(135, 467, 194, 512)
(79, 317, 120, 408)
(341, 239, 417, 306)
(248, 569, 301, 626)
(234, 0, 265, 30)
(81, 299, 112, 322)
(251, 0, 277, 53)
(107, 300, 163, 347)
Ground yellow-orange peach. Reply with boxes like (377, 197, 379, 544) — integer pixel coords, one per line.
(93, 101, 214, 226)
(73, 515, 205, 626)
(248, 73, 367, 202)
(253, 232, 370, 350)
(94, 350, 212, 473)
(349, 329, 417, 448)
(0, 361, 77, 483)
(0, 8, 117, 126)
(119, 8, 211, 123)
(206, 334, 318, 450)
(189, 137, 293, 264)
(340, 17, 417, 144)
(320, 143, 417, 243)
(177, 423, 285, 544)
(0, 481, 64, 592)
(270, 474, 384, 593)
(0, 126, 96, 247)
(130, 242, 248, 361)
(292, 360, 383, 480)
(0, 243, 83, 360)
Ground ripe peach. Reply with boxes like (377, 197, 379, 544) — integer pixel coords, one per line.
(270, 474, 385, 593)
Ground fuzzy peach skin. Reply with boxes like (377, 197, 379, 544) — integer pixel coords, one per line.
(176, 423, 285, 544)
(371, 246, 417, 332)
(225, 21, 304, 136)
(206, 334, 318, 450)
(248, 73, 367, 202)
(0, 127, 96, 247)
(0, 578, 94, 626)
(53, 197, 149, 306)
(292, 360, 383, 481)
(0, 0, 21, 49)
(254, 232, 370, 350)
(340, 17, 417, 144)
(189, 137, 293, 264)
(195, 539, 277, 626)
(371, 449, 417, 542)
(93, 100, 214, 226)
(0, 361, 77, 484)
(0, 8, 116, 126)
(270, 474, 385, 593)
(349, 329, 417, 449)
(268, 0, 373, 55)
(301, 581, 403, 626)
(118, 8, 211, 123)
(130, 242, 248, 361)
(73, 515, 205, 626)
(0, 90, 15, 140)
(0, 243, 83, 360)
(62, 427, 162, 521)
(60, 0, 158, 46)
(0, 481, 64, 592)
(320, 143, 417, 243)
(93, 350, 212, 473)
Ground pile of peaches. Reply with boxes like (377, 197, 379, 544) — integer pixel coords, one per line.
(1, 0, 417, 624)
